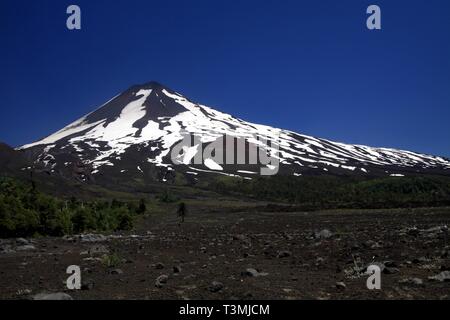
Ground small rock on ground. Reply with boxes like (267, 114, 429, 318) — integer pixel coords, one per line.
(209, 281, 224, 293)
(399, 278, 423, 286)
(241, 268, 268, 277)
(428, 271, 450, 282)
(155, 275, 169, 288)
(80, 234, 107, 243)
(336, 282, 346, 290)
(16, 245, 36, 251)
(314, 229, 333, 240)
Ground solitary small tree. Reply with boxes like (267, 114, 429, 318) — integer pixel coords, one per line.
(136, 198, 146, 214)
(177, 202, 187, 224)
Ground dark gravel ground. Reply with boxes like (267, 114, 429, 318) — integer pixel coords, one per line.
(1, 207, 449, 300)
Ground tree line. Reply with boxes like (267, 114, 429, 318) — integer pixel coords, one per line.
(207, 174, 450, 209)
(0, 178, 147, 238)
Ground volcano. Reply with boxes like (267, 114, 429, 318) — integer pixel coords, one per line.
(17, 81, 450, 185)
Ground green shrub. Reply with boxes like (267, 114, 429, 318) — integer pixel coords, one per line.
(158, 188, 178, 203)
(0, 178, 137, 238)
(101, 253, 122, 268)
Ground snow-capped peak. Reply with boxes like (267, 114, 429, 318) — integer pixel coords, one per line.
(19, 82, 450, 181)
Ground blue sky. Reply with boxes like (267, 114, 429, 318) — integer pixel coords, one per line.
(1, 0, 449, 157)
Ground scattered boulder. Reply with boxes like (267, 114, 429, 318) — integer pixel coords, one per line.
(241, 268, 268, 277)
(0, 244, 15, 254)
(383, 267, 400, 275)
(407, 227, 420, 237)
(16, 238, 29, 245)
(16, 289, 32, 296)
(16, 244, 36, 251)
(80, 234, 107, 243)
(62, 235, 76, 242)
(209, 281, 224, 293)
(276, 251, 292, 259)
(155, 274, 169, 288)
(364, 240, 382, 249)
(413, 257, 430, 264)
(242, 268, 259, 277)
(32, 292, 73, 300)
(173, 265, 182, 274)
(428, 271, 450, 282)
(81, 279, 95, 290)
(336, 282, 346, 290)
(315, 257, 325, 265)
(110, 269, 123, 275)
(233, 234, 247, 241)
(314, 229, 333, 240)
(399, 278, 423, 286)
(88, 245, 109, 255)
(423, 225, 448, 234)
(153, 262, 165, 270)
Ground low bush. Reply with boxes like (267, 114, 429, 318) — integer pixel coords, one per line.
(0, 178, 139, 238)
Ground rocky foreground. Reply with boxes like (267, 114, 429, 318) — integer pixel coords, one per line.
(0, 208, 449, 300)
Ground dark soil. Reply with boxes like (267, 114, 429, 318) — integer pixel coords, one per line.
(1, 207, 449, 300)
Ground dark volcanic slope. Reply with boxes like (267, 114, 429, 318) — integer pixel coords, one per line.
(0, 143, 31, 176)
(15, 82, 450, 185)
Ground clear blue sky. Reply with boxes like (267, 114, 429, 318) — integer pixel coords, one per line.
(1, 0, 449, 157)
